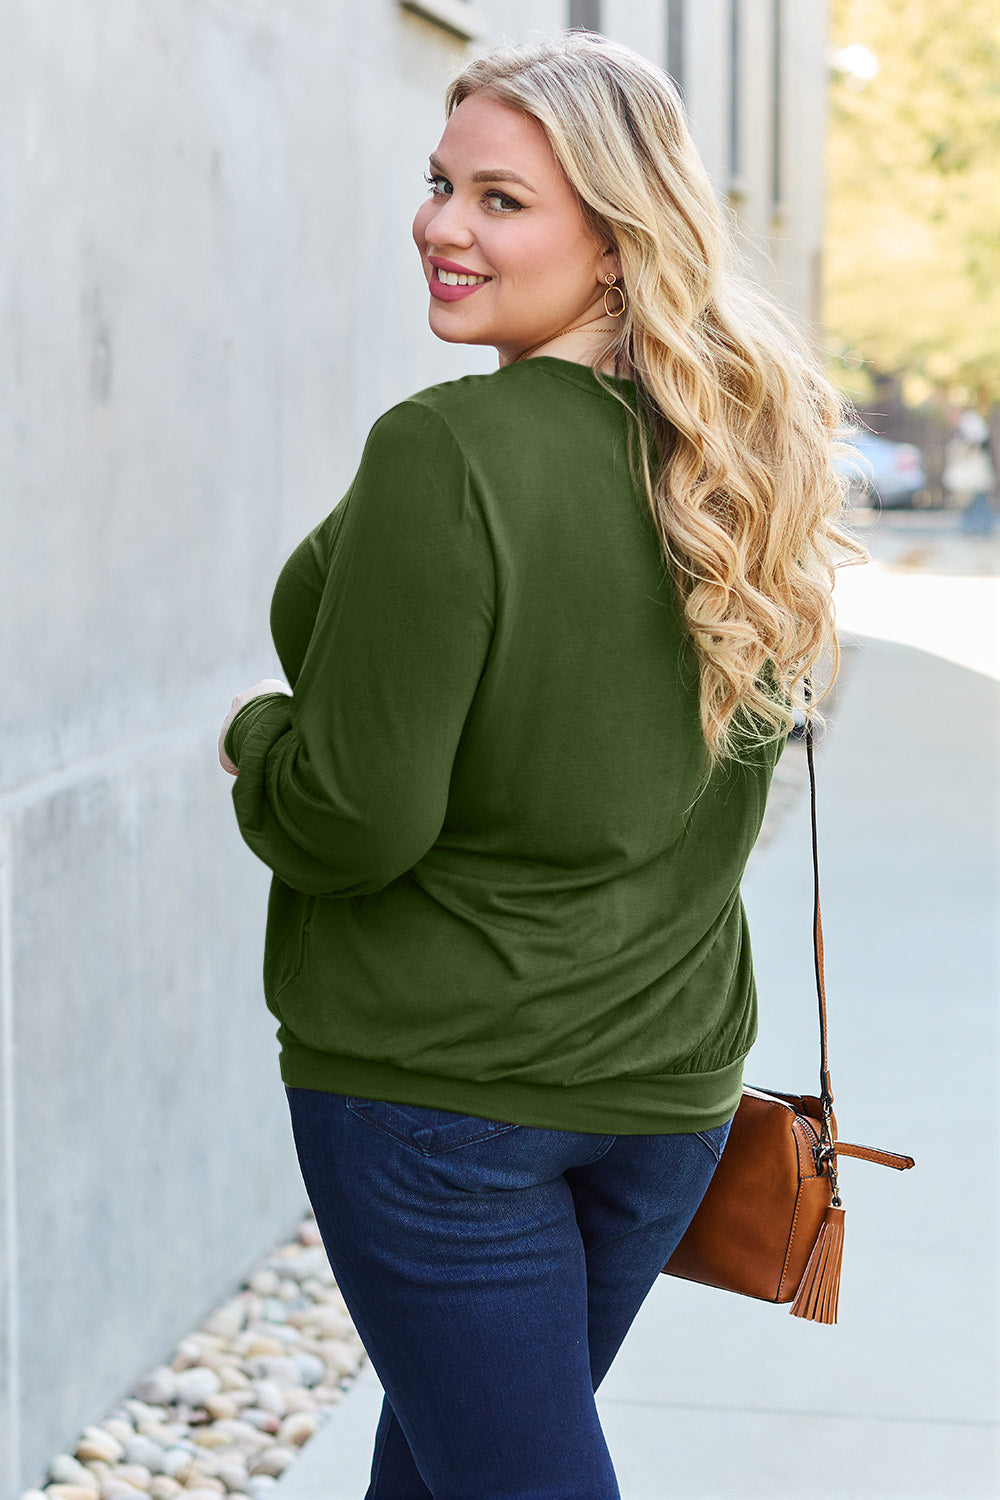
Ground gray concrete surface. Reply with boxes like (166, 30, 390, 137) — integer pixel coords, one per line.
(267, 613, 1000, 1498)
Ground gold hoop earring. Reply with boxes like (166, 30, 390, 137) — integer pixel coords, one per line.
(603, 273, 626, 317)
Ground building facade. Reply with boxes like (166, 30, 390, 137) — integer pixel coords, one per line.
(0, 1, 827, 1489)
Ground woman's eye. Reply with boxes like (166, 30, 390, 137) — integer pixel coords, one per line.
(422, 173, 521, 214)
(483, 190, 523, 214)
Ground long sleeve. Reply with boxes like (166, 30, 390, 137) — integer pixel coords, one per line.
(226, 400, 495, 896)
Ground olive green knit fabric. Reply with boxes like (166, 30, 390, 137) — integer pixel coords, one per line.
(225, 357, 782, 1134)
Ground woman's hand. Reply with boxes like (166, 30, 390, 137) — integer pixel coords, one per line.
(218, 679, 292, 775)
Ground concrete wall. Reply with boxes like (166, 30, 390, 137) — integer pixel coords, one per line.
(0, 1, 825, 1491)
(678, 0, 828, 325)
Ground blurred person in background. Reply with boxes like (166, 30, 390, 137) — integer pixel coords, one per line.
(218, 31, 863, 1500)
(944, 409, 997, 535)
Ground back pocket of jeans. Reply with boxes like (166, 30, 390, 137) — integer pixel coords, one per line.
(693, 1118, 733, 1163)
(345, 1096, 521, 1156)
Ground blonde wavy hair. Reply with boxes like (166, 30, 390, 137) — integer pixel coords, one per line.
(446, 32, 866, 764)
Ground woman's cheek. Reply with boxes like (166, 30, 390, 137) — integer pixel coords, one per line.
(411, 200, 433, 251)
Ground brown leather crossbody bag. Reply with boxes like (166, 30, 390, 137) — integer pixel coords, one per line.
(662, 718, 915, 1323)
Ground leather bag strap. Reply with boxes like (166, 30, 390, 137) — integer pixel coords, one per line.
(804, 713, 834, 1117)
(802, 701, 915, 1180)
(803, 704, 843, 1204)
(835, 1141, 915, 1170)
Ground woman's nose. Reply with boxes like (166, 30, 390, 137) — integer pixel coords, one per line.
(425, 196, 475, 251)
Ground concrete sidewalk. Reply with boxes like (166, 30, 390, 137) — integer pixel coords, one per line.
(270, 626, 999, 1499)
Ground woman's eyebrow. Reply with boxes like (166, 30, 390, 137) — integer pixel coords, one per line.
(428, 153, 536, 191)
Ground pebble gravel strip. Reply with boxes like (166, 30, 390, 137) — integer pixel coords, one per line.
(21, 1213, 368, 1500)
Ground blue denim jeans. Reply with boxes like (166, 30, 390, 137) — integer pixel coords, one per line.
(284, 1086, 732, 1500)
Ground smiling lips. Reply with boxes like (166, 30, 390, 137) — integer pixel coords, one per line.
(427, 256, 492, 303)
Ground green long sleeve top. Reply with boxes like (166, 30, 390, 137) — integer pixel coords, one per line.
(225, 356, 782, 1134)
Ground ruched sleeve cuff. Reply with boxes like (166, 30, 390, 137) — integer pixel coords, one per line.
(224, 693, 292, 768)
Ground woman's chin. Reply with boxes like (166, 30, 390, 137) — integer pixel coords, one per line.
(427, 311, 492, 348)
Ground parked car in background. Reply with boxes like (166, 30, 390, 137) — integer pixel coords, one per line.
(836, 430, 927, 507)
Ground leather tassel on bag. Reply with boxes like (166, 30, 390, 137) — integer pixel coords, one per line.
(790, 1204, 846, 1323)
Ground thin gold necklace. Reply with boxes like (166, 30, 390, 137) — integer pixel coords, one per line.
(513, 319, 620, 364)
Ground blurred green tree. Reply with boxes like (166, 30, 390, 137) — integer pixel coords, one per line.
(825, 0, 1000, 404)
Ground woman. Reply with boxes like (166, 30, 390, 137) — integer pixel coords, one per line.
(219, 32, 862, 1500)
